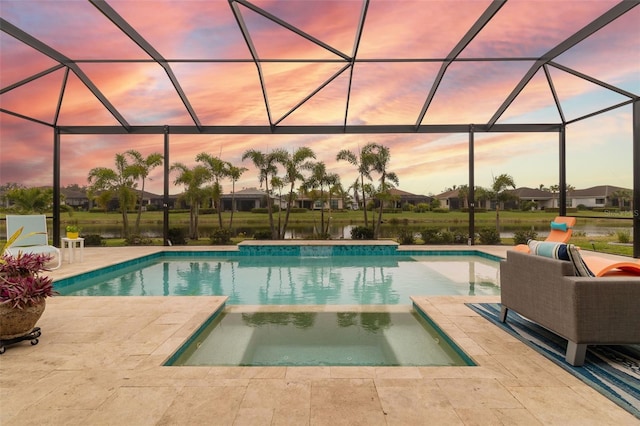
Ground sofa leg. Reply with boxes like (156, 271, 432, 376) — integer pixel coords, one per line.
(499, 306, 508, 323)
(565, 342, 587, 366)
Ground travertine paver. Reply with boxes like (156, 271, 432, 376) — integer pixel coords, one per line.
(0, 246, 637, 425)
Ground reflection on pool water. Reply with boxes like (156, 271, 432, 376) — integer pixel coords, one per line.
(166, 307, 475, 367)
(56, 254, 500, 304)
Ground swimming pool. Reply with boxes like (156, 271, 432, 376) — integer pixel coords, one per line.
(55, 252, 501, 304)
(54, 246, 499, 367)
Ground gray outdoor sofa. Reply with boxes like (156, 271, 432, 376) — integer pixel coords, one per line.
(499, 249, 640, 366)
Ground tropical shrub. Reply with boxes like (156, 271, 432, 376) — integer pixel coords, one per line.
(125, 234, 153, 245)
(478, 228, 501, 245)
(616, 230, 631, 244)
(167, 228, 188, 245)
(253, 230, 272, 240)
(513, 229, 538, 245)
(83, 234, 106, 247)
(439, 230, 454, 244)
(420, 228, 456, 244)
(519, 200, 537, 211)
(414, 203, 431, 213)
(452, 230, 469, 244)
(351, 226, 374, 240)
(211, 228, 233, 245)
(420, 228, 440, 244)
(397, 228, 416, 245)
(402, 203, 414, 211)
(388, 217, 401, 226)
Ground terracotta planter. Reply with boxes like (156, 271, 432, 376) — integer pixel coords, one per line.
(0, 300, 46, 340)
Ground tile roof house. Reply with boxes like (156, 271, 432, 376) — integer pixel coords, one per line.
(220, 187, 271, 211)
(435, 188, 491, 210)
(507, 187, 556, 210)
(568, 185, 631, 209)
(435, 189, 464, 210)
(387, 188, 431, 208)
(436, 185, 632, 211)
(61, 187, 92, 210)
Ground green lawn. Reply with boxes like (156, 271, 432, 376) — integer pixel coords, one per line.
(53, 208, 625, 227)
(2, 209, 634, 257)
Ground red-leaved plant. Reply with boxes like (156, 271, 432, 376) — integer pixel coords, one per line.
(0, 252, 57, 309)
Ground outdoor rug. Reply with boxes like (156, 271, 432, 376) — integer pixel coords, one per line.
(466, 303, 640, 419)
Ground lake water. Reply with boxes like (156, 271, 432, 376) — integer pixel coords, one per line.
(53, 222, 632, 239)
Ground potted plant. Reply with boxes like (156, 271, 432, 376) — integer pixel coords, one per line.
(66, 225, 80, 239)
(0, 228, 56, 342)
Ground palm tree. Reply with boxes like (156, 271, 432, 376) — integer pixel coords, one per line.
(125, 150, 163, 235)
(332, 182, 351, 212)
(362, 182, 376, 211)
(303, 161, 339, 237)
(474, 186, 491, 209)
(457, 184, 470, 209)
(196, 153, 229, 228)
(92, 190, 113, 213)
(364, 143, 399, 238)
(88, 153, 138, 238)
(491, 173, 516, 231)
(548, 183, 574, 208)
(348, 178, 360, 210)
(242, 148, 288, 239)
(271, 175, 285, 236)
(170, 162, 211, 240)
(281, 147, 316, 239)
(227, 164, 248, 229)
(611, 188, 632, 210)
(458, 184, 492, 210)
(5, 187, 54, 213)
(336, 145, 375, 226)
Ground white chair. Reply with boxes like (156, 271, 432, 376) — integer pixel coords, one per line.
(5, 215, 62, 270)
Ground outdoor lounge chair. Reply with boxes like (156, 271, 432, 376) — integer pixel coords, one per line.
(543, 216, 577, 242)
(579, 254, 640, 277)
(4, 214, 61, 270)
(514, 216, 576, 252)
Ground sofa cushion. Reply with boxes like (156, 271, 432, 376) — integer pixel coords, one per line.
(527, 239, 570, 260)
(527, 239, 595, 277)
(567, 244, 595, 277)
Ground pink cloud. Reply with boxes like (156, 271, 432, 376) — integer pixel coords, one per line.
(461, 0, 620, 58)
(357, 1, 491, 58)
(1, 1, 636, 196)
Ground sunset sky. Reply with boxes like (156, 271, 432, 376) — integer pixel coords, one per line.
(1, 1, 638, 197)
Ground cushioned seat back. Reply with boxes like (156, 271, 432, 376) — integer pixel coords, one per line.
(546, 216, 576, 243)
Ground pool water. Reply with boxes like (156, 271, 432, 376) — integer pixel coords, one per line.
(166, 308, 474, 367)
(56, 254, 500, 304)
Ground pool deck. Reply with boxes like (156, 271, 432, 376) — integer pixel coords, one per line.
(1, 245, 637, 425)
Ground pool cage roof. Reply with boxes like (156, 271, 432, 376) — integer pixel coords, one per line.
(1, 0, 639, 255)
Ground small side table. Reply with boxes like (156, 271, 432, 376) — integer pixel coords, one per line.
(61, 237, 84, 264)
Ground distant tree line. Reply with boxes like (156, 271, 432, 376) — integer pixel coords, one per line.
(0, 142, 399, 240)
